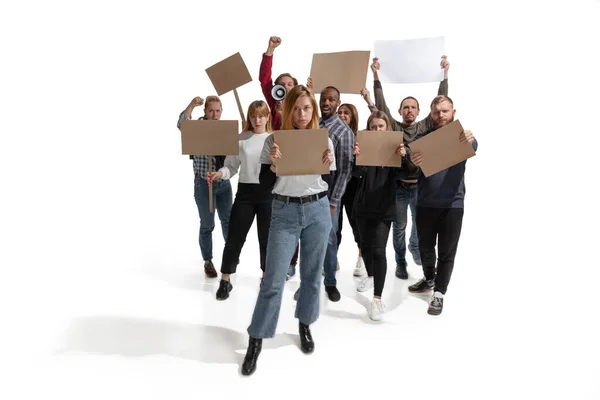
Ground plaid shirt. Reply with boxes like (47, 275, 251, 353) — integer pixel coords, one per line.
(177, 111, 224, 178)
(320, 114, 354, 208)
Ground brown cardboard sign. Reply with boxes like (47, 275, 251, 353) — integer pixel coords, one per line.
(273, 129, 329, 176)
(180, 120, 239, 155)
(355, 130, 405, 167)
(407, 119, 475, 177)
(205, 52, 252, 96)
(309, 51, 370, 94)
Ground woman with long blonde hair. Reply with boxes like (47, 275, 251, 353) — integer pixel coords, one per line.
(207, 100, 273, 300)
(241, 85, 335, 376)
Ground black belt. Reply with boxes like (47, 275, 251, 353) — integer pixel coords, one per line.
(274, 191, 327, 204)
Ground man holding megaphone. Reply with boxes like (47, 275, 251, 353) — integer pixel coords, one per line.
(259, 35, 301, 279)
(259, 36, 297, 131)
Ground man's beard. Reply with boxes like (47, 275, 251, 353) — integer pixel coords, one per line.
(434, 116, 454, 128)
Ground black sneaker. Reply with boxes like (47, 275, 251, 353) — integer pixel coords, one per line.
(408, 277, 435, 293)
(427, 292, 444, 315)
(325, 285, 341, 302)
(216, 279, 233, 300)
(395, 262, 408, 280)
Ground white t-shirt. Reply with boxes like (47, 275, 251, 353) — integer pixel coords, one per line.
(219, 131, 271, 184)
(259, 133, 336, 197)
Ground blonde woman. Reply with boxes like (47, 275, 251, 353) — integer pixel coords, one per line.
(207, 100, 273, 301)
(241, 85, 335, 376)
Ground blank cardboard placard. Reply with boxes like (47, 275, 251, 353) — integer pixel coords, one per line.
(407, 120, 475, 177)
(205, 52, 252, 96)
(355, 130, 405, 167)
(374, 37, 445, 84)
(180, 120, 239, 155)
(309, 51, 370, 94)
(273, 129, 329, 176)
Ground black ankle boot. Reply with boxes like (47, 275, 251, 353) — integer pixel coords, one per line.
(299, 322, 314, 354)
(241, 337, 262, 376)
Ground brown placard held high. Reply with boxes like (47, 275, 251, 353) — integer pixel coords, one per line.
(407, 119, 476, 177)
(272, 129, 330, 176)
(309, 51, 370, 94)
(205, 52, 252, 124)
(355, 130, 405, 167)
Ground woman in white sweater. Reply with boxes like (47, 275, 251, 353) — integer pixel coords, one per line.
(241, 85, 335, 376)
(207, 100, 273, 301)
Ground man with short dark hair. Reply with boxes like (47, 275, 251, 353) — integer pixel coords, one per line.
(362, 55, 450, 282)
(317, 86, 354, 302)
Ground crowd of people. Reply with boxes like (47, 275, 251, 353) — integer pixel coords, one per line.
(176, 36, 478, 376)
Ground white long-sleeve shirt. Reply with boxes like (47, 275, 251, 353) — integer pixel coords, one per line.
(219, 131, 271, 184)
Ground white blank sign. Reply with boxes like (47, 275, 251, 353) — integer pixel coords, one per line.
(374, 37, 445, 84)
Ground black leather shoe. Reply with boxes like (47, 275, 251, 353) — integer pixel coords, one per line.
(241, 337, 262, 376)
(395, 262, 408, 280)
(216, 279, 232, 300)
(299, 322, 314, 354)
(325, 285, 341, 302)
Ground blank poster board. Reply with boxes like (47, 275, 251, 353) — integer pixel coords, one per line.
(180, 120, 239, 155)
(407, 120, 475, 177)
(355, 130, 405, 167)
(205, 52, 252, 96)
(273, 129, 329, 176)
(374, 37, 445, 84)
(309, 51, 370, 94)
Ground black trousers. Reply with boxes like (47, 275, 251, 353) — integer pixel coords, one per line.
(290, 243, 299, 266)
(356, 218, 392, 297)
(416, 207, 464, 294)
(220, 183, 271, 274)
(337, 176, 361, 249)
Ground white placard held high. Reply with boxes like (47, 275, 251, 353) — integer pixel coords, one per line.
(374, 37, 445, 84)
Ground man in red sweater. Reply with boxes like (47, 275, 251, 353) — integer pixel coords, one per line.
(259, 36, 298, 131)
(258, 36, 300, 278)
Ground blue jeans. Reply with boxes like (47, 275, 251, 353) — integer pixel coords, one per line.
(248, 195, 331, 339)
(392, 182, 418, 266)
(194, 176, 232, 261)
(323, 205, 340, 286)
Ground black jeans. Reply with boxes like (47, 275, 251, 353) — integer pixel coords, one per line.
(356, 218, 392, 297)
(416, 207, 464, 294)
(221, 184, 271, 274)
(337, 176, 361, 249)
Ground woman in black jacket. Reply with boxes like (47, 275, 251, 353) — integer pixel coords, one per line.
(352, 111, 407, 321)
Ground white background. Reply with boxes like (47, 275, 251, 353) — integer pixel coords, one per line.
(1, 0, 598, 399)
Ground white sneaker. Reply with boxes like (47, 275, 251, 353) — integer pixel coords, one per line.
(369, 298, 385, 321)
(353, 256, 366, 277)
(357, 276, 374, 292)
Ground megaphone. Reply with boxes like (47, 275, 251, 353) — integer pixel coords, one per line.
(271, 84, 287, 101)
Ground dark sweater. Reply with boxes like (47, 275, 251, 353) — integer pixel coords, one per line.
(373, 78, 448, 181)
(411, 129, 479, 208)
(352, 166, 401, 221)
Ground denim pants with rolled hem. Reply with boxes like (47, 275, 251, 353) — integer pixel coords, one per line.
(247, 195, 331, 339)
(392, 183, 418, 265)
(194, 176, 232, 261)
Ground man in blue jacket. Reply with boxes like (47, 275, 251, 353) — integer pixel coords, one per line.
(406, 95, 478, 316)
